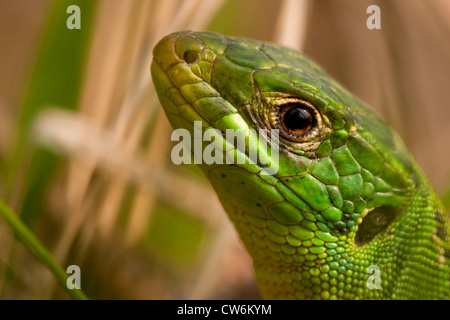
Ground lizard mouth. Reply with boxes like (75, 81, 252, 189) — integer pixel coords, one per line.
(151, 32, 281, 177)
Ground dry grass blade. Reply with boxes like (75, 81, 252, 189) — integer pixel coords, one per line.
(274, 0, 311, 50)
(32, 0, 235, 299)
(35, 1, 143, 298)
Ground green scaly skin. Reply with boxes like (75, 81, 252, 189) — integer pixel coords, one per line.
(151, 31, 450, 299)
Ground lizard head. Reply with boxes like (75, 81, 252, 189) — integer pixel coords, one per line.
(151, 31, 426, 299)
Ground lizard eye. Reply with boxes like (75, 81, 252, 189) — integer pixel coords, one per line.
(271, 98, 320, 142)
(279, 103, 316, 137)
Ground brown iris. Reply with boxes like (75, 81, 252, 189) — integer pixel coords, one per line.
(279, 103, 316, 137)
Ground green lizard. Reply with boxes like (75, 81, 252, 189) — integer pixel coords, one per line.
(151, 31, 450, 299)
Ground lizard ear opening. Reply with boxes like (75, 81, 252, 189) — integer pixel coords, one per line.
(355, 206, 398, 247)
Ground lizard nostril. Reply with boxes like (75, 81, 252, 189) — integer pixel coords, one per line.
(182, 50, 200, 64)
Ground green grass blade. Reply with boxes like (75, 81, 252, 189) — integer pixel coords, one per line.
(2, 0, 97, 226)
(0, 199, 87, 300)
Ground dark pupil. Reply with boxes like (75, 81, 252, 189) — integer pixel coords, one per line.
(282, 106, 313, 134)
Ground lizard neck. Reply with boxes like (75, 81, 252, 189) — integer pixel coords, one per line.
(225, 172, 449, 299)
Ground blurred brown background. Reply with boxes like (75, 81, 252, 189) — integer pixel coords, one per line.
(0, 0, 449, 299)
